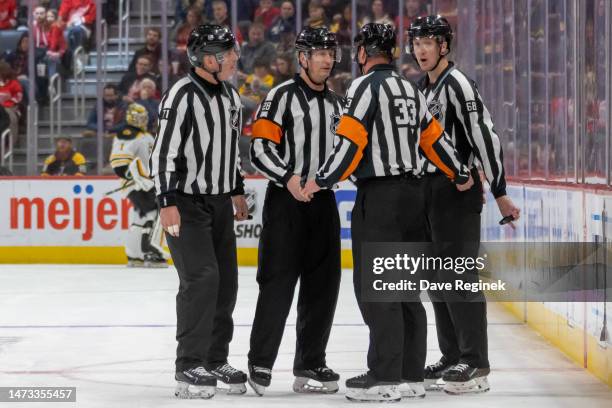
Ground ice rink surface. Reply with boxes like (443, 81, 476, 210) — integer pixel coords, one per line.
(0, 264, 610, 407)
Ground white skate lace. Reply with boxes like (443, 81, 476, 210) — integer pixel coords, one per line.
(313, 367, 335, 377)
(428, 360, 447, 370)
(451, 363, 470, 373)
(253, 366, 271, 375)
(190, 367, 211, 377)
(216, 363, 241, 376)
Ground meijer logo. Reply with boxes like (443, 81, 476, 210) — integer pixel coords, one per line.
(10, 184, 132, 241)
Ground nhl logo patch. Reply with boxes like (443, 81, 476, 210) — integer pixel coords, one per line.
(330, 113, 341, 134)
(229, 106, 240, 130)
(427, 99, 444, 121)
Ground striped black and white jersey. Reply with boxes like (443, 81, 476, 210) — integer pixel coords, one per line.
(149, 69, 244, 208)
(418, 62, 506, 198)
(250, 74, 343, 187)
(315, 64, 469, 188)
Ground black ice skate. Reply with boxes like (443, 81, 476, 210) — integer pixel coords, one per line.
(442, 364, 490, 395)
(247, 364, 271, 396)
(398, 381, 426, 398)
(293, 367, 339, 394)
(424, 357, 456, 391)
(174, 367, 217, 399)
(345, 373, 401, 403)
(143, 251, 168, 268)
(207, 363, 247, 395)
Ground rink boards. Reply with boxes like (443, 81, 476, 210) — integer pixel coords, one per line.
(0, 176, 610, 386)
(0, 176, 356, 265)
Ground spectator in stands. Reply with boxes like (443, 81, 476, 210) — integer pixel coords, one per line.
(238, 22, 276, 76)
(0, 0, 17, 30)
(303, 0, 328, 28)
(118, 55, 160, 104)
(84, 84, 124, 137)
(32, 7, 67, 104)
(2, 31, 27, 96)
(330, 4, 352, 45)
(395, 0, 427, 30)
(58, 0, 96, 52)
(174, 0, 191, 25)
(254, 0, 280, 31)
(0, 59, 23, 145)
(273, 53, 295, 84)
(128, 28, 162, 75)
(239, 58, 274, 124)
(320, 0, 343, 22)
(209, 0, 244, 44)
(171, 5, 202, 74)
(240, 58, 274, 97)
(211, 0, 231, 26)
(268, 1, 295, 43)
(33, 6, 48, 46)
(361, 0, 394, 28)
(173, 6, 202, 52)
(236, 0, 259, 23)
(44, 9, 68, 79)
(41, 136, 87, 176)
(134, 78, 160, 133)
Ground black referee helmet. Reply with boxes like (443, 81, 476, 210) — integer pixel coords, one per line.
(406, 15, 453, 58)
(187, 24, 239, 69)
(295, 26, 340, 86)
(353, 23, 396, 61)
(295, 26, 341, 62)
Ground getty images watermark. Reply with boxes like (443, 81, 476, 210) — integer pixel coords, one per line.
(360, 242, 612, 302)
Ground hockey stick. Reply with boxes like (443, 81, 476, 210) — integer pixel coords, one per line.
(104, 181, 135, 196)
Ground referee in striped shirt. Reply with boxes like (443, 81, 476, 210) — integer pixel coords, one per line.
(303, 23, 473, 402)
(408, 16, 519, 394)
(246, 27, 343, 395)
(149, 25, 249, 398)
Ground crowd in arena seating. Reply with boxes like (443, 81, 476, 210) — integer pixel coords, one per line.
(0, 0, 436, 175)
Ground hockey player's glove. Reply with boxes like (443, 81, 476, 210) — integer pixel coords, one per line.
(127, 158, 154, 191)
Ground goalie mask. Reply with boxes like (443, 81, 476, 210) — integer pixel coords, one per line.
(126, 103, 149, 132)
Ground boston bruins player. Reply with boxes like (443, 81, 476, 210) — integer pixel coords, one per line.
(109, 103, 169, 268)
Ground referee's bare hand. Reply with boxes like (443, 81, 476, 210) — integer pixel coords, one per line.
(496, 195, 521, 229)
(301, 179, 321, 201)
(160, 206, 181, 237)
(232, 195, 249, 221)
(456, 173, 474, 192)
(287, 175, 309, 202)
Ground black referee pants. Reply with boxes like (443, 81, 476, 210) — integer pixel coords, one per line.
(248, 184, 341, 370)
(423, 169, 489, 369)
(352, 176, 428, 383)
(166, 192, 239, 373)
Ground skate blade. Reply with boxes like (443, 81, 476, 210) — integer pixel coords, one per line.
(443, 377, 490, 395)
(174, 382, 215, 399)
(247, 377, 266, 396)
(399, 383, 426, 399)
(216, 383, 247, 395)
(424, 378, 445, 391)
(345, 386, 401, 403)
(293, 377, 339, 394)
(144, 262, 169, 268)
